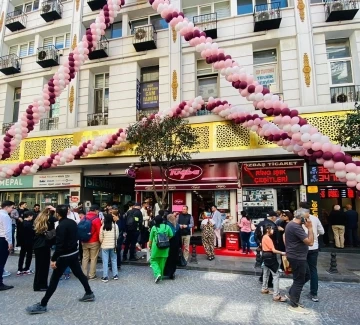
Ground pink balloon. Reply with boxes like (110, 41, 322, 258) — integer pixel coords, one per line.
(255, 85, 263, 93)
(312, 142, 323, 151)
(256, 101, 264, 109)
(324, 160, 334, 169)
(346, 180, 357, 188)
(345, 163, 357, 172)
(292, 132, 302, 142)
(356, 183, 360, 191)
(303, 142, 312, 150)
(322, 143, 332, 152)
(334, 162, 346, 171)
(240, 89, 249, 97)
(316, 158, 325, 165)
(281, 116, 291, 124)
(309, 127, 318, 135)
(298, 150, 306, 156)
(331, 144, 342, 154)
(290, 117, 300, 125)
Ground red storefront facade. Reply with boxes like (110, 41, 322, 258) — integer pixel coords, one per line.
(135, 162, 239, 229)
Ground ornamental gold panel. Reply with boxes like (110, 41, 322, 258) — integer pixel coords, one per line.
(190, 125, 210, 150)
(5, 147, 20, 162)
(51, 137, 74, 154)
(24, 140, 47, 160)
(306, 114, 342, 142)
(215, 123, 250, 149)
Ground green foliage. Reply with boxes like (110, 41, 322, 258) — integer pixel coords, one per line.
(126, 116, 199, 207)
(336, 102, 360, 149)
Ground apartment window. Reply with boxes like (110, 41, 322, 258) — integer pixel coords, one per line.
(94, 73, 109, 114)
(141, 66, 159, 83)
(131, 15, 168, 33)
(253, 49, 279, 92)
(13, 88, 21, 123)
(237, 0, 288, 15)
(43, 33, 71, 49)
(14, 0, 39, 14)
(310, 0, 323, 3)
(326, 39, 353, 86)
(183, 1, 231, 21)
(50, 98, 60, 118)
(197, 60, 218, 100)
(105, 21, 122, 39)
(9, 41, 34, 58)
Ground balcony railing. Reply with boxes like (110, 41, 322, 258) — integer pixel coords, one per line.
(87, 113, 108, 126)
(136, 108, 159, 121)
(2, 122, 15, 135)
(132, 24, 157, 52)
(5, 10, 27, 32)
(41, 0, 63, 22)
(87, 0, 107, 11)
(40, 117, 59, 131)
(88, 36, 109, 60)
(253, 2, 282, 32)
(325, 0, 359, 22)
(36, 45, 60, 68)
(0, 54, 21, 75)
(330, 85, 360, 103)
(193, 13, 217, 39)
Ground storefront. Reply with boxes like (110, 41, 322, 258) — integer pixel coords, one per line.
(135, 162, 239, 229)
(238, 160, 304, 220)
(0, 172, 81, 209)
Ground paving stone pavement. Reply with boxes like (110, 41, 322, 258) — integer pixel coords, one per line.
(2, 256, 360, 325)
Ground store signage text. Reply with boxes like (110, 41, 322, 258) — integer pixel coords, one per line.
(310, 199, 318, 217)
(0, 176, 33, 189)
(308, 165, 340, 184)
(245, 161, 303, 168)
(140, 81, 159, 109)
(85, 177, 117, 191)
(241, 164, 302, 186)
(165, 165, 203, 182)
(319, 188, 355, 199)
(33, 174, 81, 188)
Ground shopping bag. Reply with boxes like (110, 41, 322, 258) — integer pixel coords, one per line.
(146, 248, 151, 262)
(282, 255, 292, 275)
(177, 251, 187, 267)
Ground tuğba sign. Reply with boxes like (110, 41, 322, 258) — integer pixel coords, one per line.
(165, 165, 203, 181)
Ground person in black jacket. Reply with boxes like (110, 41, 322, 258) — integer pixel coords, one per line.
(33, 206, 56, 291)
(16, 201, 28, 248)
(111, 206, 126, 269)
(164, 214, 182, 279)
(26, 205, 95, 315)
(17, 210, 35, 275)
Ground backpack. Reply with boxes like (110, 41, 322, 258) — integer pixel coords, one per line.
(78, 216, 97, 242)
(155, 225, 170, 249)
(126, 210, 138, 231)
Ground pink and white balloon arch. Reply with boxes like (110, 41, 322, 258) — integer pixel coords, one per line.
(0, 0, 359, 191)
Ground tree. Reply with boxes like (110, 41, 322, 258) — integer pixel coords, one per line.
(336, 102, 360, 149)
(126, 116, 199, 209)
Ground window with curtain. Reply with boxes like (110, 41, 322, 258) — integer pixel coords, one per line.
(65, 33, 71, 48)
(183, 7, 198, 23)
(141, 66, 159, 82)
(237, 0, 253, 15)
(50, 98, 60, 118)
(214, 1, 231, 19)
(197, 60, 218, 100)
(94, 73, 109, 114)
(43, 34, 70, 49)
(326, 39, 353, 85)
(10, 42, 34, 57)
(105, 21, 122, 39)
(55, 35, 65, 49)
(13, 88, 21, 123)
(150, 15, 168, 30)
(9, 46, 18, 55)
(43, 37, 53, 48)
(253, 49, 278, 91)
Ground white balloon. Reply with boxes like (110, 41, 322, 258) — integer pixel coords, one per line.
(300, 124, 311, 134)
(255, 93, 263, 101)
(301, 133, 311, 142)
(271, 95, 279, 102)
(291, 124, 301, 133)
(335, 170, 347, 179)
(310, 133, 322, 143)
(264, 94, 272, 101)
(346, 172, 356, 181)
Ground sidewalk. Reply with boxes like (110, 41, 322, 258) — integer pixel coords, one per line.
(124, 250, 360, 283)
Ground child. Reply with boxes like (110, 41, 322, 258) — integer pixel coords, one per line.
(17, 211, 35, 275)
(99, 213, 119, 282)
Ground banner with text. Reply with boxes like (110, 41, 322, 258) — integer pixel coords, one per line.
(140, 81, 159, 109)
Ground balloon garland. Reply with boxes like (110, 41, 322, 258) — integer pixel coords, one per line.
(1, 0, 360, 192)
(0, 0, 125, 161)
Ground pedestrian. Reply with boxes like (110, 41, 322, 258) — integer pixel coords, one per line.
(319, 209, 330, 246)
(148, 215, 173, 283)
(164, 214, 182, 279)
(17, 210, 35, 275)
(16, 201, 28, 249)
(329, 205, 346, 249)
(261, 225, 287, 302)
(100, 213, 119, 283)
(111, 206, 125, 270)
(211, 205, 222, 248)
(345, 204, 359, 247)
(0, 201, 15, 291)
(33, 206, 56, 291)
(285, 208, 314, 314)
(9, 208, 19, 253)
(201, 213, 215, 260)
(140, 201, 150, 248)
(81, 205, 102, 280)
(123, 202, 143, 262)
(238, 211, 253, 254)
(277, 211, 293, 271)
(26, 205, 95, 314)
(33, 204, 41, 218)
(177, 205, 194, 261)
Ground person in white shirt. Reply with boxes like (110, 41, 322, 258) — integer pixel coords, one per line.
(0, 201, 15, 291)
(300, 203, 325, 303)
(67, 207, 80, 224)
(140, 201, 150, 249)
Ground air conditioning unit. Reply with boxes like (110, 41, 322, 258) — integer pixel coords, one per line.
(332, 2, 344, 11)
(257, 11, 270, 21)
(43, 4, 52, 13)
(38, 50, 47, 61)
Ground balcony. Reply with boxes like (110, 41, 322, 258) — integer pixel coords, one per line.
(88, 36, 109, 60)
(325, 0, 359, 22)
(36, 46, 60, 68)
(2, 123, 15, 135)
(0, 54, 21, 75)
(193, 13, 217, 39)
(40, 117, 59, 131)
(132, 25, 157, 52)
(87, 0, 107, 11)
(253, 2, 282, 32)
(5, 10, 27, 32)
(330, 85, 360, 103)
(87, 113, 108, 126)
(40, 0, 63, 22)
(136, 108, 159, 121)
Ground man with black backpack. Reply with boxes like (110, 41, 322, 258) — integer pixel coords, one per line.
(79, 205, 101, 280)
(123, 202, 143, 262)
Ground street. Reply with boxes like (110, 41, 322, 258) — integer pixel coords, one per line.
(1, 255, 360, 325)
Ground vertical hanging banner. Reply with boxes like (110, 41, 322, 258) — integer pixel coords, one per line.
(140, 81, 159, 109)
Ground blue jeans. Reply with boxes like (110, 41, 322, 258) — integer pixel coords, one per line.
(307, 249, 319, 296)
(240, 231, 251, 251)
(102, 248, 117, 278)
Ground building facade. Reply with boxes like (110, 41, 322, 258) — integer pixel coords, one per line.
(0, 0, 360, 222)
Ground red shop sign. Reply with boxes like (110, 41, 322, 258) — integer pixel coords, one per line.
(165, 164, 203, 182)
(241, 162, 303, 186)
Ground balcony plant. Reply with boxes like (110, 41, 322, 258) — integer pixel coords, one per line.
(336, 102, 360, 148)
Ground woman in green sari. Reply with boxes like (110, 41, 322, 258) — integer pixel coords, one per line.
(148, 215, 173, 283)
